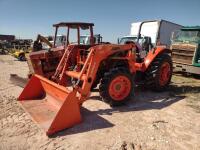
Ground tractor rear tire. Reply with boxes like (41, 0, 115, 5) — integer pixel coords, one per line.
(145, 53, 172, 91)
(99, 67, 134, 107)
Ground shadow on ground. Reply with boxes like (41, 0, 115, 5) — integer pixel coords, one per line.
(174, 71, 200, 80)
(90, 88, 185, 115)
(168, 84, 200, 95)
(50, 107, 114, 138)
(51, 85, 189, 137)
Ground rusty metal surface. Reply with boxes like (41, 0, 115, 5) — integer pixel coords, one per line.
(171, 44, 196, 65)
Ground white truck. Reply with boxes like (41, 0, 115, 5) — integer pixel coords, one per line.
(119, 20, 182, 49)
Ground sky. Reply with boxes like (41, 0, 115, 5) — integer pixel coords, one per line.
(0, 0, 200, 42)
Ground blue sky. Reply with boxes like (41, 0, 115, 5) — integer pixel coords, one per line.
(0, 0, 200, 42)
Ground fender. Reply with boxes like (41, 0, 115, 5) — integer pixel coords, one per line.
(135, 46, 171, 72)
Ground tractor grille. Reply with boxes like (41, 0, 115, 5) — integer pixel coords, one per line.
(171, 44, 196, 65)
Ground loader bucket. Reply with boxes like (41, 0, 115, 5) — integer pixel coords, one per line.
(18, 74, 82, 136)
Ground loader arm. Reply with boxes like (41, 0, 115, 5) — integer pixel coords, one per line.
(18, 43, 135, 135)
(64, 44, 136, 103)
(36, 34, 53, 48)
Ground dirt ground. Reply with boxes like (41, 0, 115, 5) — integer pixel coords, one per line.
(0, 55, 200, 150)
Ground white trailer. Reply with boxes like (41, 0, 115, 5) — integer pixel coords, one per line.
(120, 20, 182, 48)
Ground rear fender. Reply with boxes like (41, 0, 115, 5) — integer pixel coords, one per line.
(143, 46, 171, 71)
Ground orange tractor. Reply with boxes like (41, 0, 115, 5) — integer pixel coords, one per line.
(27, 22, 104, 79)
(18, 22, 172, 135)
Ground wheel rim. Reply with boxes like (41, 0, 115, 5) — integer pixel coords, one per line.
(108, 75, 131, 101)
(159, 62, 171, 86)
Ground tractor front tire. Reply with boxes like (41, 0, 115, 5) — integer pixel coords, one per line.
(145, 53, 172, 91)
(99, 67, 134, 107)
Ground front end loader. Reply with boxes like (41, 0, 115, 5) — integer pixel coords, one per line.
(18, 22, 173, 136)
(19, 44, 136, 135)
